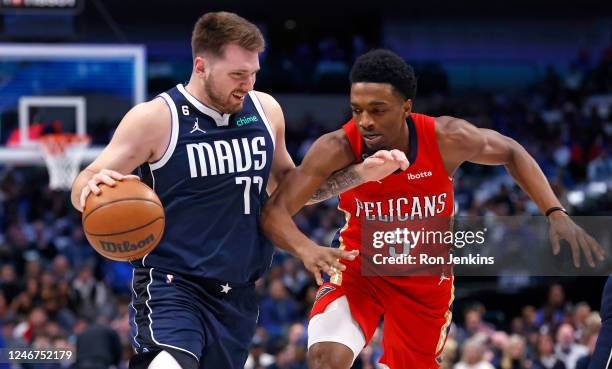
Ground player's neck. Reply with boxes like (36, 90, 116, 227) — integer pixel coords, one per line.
(390, 122, 410, 154)
(184, 80, 224, 114)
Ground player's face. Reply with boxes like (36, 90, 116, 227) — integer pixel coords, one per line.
(350, 82, 412, 151)
(198, 44, 260, 114)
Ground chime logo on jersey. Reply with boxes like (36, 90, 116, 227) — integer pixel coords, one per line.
(236, 115, 259, 127)
(354, 193, 448, 220)
(186, 136, 267, 178)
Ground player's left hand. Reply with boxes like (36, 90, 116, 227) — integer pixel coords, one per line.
(548, 212, 605, 268)
(298, 245, 359, 285)
(358, 149, 410, 183)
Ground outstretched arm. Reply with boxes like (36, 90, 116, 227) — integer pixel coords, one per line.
(308, 165, 364, 204)
(255, 91, 400, 204)
(261, 129, 409, 284)
(436, 116, 605, 267)
(262, 130, 358, 284)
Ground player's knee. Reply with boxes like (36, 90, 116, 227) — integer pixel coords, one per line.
(308, 343, 352, 369)
(307, 348, 334, 369)
(147, 350, 184, 369)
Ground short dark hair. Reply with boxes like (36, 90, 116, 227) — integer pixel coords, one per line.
(349, 49, 417, 100)
(191, 12, 265, 58)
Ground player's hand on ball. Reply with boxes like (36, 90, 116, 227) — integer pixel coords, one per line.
(299, 245, 359, 285)
(359, 149, 409, 183)
(548, 213, 605, 268)
(80, 169, 140, 209)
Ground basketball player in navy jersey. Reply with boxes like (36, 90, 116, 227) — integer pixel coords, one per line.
(588, 276, 611, 369)
(70, 12, 407, 369)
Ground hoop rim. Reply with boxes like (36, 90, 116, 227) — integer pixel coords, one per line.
(38, 133, 91, 157)
(38, 133, 91, 144)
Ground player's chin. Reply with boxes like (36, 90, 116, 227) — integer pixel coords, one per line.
(364, 140, 387, 152)
(224, 102, 244, 114)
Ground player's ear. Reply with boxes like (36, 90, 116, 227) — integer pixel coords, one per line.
(403, 99, 413, 117)
(194, 56, 208, 78)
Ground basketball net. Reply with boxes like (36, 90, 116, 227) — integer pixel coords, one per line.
(39, 134, 90, 191)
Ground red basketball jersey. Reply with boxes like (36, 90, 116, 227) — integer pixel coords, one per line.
(337, 113, 454, 275)
(309, 113, 456, 368)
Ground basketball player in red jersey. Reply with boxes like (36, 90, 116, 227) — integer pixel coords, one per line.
(261, 49, 605, 369)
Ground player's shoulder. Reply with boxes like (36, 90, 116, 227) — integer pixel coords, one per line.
(312, 129, 354, 160)
(302, 128, 355, 173)
(435, 115, 474, 137)
(251, 90, 284, 134)
(434, 115, 484, 148)
(318, 128, 350, 146)
(251, 90, 281, 113)
(127, 98, 169, 120)
(121, 97, 170, 128)
(251, 90, 277, 103)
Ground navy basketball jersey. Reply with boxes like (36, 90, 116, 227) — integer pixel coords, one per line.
(138, 84, 275, 283)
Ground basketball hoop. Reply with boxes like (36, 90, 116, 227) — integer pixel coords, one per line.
(39, 133, 90, 191)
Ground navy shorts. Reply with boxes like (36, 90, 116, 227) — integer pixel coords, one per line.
(128, 267, 259, 369)
(589, 276, 612, 369)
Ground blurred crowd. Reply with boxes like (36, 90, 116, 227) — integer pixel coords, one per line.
(0, 46, 610, 369)
(439, 283, 601, 369)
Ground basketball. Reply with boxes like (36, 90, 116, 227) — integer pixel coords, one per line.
(82, 178, 165, 262)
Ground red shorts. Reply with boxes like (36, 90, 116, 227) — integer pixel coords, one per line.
(310, 267, 454, 369)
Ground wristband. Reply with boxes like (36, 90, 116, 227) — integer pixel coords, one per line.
(545, 207, 568, 217)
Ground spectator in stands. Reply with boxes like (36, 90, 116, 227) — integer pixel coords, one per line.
(265, 342, 306, 369)
(533, 332, 566, 369)
(532, 332, 566, 369)
(536, 284, 566, 329)
(440, 338, 459, 369)
(456, 304, 496, 344)
(580, 312, 601, 347)
(24, 252, 42, 280)
(70, 263, 109, 322)
(245, 335, 275, 369)
(0, 264, 20, 302)
(575, 331, 599, 369)
(454, 338, 495, 369)
(489, 331, 510, 367)
(587, 148, 612, 181)
(259, 279, 300, 338)
(75, 319, 122, 369)
(555, 323, 588, 369)
(287, 322, 307, 347)
(12, 306, 47, 345)
(61, 227, 97, 268)
(281, 258, 310, 296)
(498, 334, 531, 369)
(572, 302, 591, 342)
(52, 254, 73, 282)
